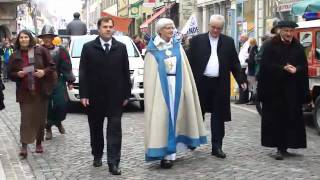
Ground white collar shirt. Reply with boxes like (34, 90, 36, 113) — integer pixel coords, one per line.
(204, 33, 220, 77)
(153, 35, 173, 50)
(238, 40, 250, 68)
(100, 37, 112, 51)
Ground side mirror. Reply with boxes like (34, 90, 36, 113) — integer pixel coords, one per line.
(141, 48, 146, 59)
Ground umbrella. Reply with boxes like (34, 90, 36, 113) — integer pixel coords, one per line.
(291, 0, 320, 16)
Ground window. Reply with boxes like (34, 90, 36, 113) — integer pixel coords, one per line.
(316, 32, 320, 60)
(299, 31, 313, 61)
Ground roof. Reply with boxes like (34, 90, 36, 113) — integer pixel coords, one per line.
(297, 20, 320, 29)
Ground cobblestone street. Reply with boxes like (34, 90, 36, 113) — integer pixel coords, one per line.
(1, 81, 320, 180)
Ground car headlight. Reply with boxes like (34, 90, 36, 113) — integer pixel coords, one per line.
(137, 68, 144, 75)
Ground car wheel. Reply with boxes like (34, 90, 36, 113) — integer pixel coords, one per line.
(140, 100, 144, 110)
(313, 96, 320, 134)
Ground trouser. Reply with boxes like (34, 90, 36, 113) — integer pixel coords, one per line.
(238, 68, 249, 102)
(88, 113, 122, 166)
(200, 76, 225, 150)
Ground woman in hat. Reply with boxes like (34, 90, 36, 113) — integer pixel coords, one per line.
(8, 30, 57, 158)
(38, 25, 75, 140)
(144, 18, 207, 169)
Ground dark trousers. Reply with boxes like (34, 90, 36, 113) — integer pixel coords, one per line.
(200, 77, 225, 150)
(88, 112, 122, 166)
(238, 68, 249, 102)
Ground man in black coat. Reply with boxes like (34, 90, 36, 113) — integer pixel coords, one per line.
(188, 14, 246, 158)
(257, 21, 310, 160)
(79, 16, 131, 175)
(66, 12, 87, 35)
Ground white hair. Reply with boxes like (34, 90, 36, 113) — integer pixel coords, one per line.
(155, 18, 175, 34)
(209, 14, 225, 27)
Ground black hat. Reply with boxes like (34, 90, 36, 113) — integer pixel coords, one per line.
(38, 25, 57, 38)
(270, 18, 280, 34)
(274, 21, 298, 31)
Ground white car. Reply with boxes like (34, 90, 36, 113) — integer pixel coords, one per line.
(67, 35, 144, 109)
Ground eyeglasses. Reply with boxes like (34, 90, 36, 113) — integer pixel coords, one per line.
(163, 26, 175, 30)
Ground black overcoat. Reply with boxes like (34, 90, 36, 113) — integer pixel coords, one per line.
(79, 37, 131, 117)
(258, 35, 310, 148)
(188, 33, 243, 122)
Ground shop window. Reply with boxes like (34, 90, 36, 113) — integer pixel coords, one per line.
(316, 32, 320, 60)
(299, 31, 313, 61)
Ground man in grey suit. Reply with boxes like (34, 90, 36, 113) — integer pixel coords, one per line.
(66, 12, 87, 35)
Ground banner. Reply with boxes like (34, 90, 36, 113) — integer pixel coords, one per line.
(180, 14, 200, 36)
(130, 2, 140, 18)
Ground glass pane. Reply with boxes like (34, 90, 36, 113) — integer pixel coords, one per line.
(300, 31, 313, 61)
(316, 32, 320, 60)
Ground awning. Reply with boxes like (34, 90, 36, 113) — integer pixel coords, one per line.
(100, 12, 132, 33)
(139, 4, 173, 29)
(291, 0, 320, 16)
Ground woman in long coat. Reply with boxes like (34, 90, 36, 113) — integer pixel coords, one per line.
(8, 30, 56, 158)
(144, 18, 207, 169)
(258, 21, 310, 160)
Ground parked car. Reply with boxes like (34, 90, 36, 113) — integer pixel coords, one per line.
(67, 35, 144, 109)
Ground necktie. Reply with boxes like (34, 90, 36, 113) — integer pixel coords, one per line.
(104, 43, 110, 54)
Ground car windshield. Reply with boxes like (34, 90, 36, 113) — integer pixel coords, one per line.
(71, 36, 140, 58)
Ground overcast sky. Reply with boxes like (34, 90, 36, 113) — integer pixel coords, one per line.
(37, 0, 83, 22)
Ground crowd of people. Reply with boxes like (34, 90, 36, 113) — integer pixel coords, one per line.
(0, 12, 310, 176)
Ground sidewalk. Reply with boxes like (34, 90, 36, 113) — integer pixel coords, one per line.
(0, 83, 35, 180)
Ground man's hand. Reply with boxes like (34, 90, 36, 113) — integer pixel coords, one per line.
(284, 64, 297, 74)
(123, 99, 128, 107)
(241, 83, 247, 91)
(81, 98, 90, 107)
(33, 69, 45, 78)
(17, 71, 26, 78)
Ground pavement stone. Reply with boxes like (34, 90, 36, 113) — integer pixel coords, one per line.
(1, 81, 320, 179)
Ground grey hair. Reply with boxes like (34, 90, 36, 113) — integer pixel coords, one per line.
(155, 18, 175, 34)
(209, 14, 225, 27)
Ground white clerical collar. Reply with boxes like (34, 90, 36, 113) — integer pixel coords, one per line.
(154, 35, 173, 47)
(100, 37, 112, 49)
(208, 32, 219, 42)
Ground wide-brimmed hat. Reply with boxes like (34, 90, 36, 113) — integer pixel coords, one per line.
(38, 25, 57, 38)
(270, 18, 280, 34)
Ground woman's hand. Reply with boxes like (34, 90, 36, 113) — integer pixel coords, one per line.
(17, 71, 26, 78)
(33, 69, 45, 78)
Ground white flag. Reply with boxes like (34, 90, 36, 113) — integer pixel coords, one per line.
(181, 14, 199, 36)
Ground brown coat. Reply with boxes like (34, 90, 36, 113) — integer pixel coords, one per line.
(8, 46, 57, 102)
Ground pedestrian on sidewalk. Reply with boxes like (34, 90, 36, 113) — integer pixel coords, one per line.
(257, 21, 311, 160)
(187, 14, 246, 159)
(235, 33, 250, 104)
(79, 16, 131, 175)
(1, 38, 13, 82)
(144, 18, 207, 169)
(38, 25, 75, 140)
(8, 30, 57, 158)
(246, 38, 258, 105)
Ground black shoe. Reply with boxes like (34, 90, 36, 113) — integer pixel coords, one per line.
(275, 151, 284, 160)
(211, 148, 226, 159)
(160, 160, 173, 169)
(108, 164, 121, 175)
(93, 158, 102, 167)
(188, 146, 196, 151)
(246, 101, 255, 105)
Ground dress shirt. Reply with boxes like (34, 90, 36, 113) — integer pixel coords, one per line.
(203, 33, 219, 77)
(238, 40, 250, 68)
(100, 37, 112, 51)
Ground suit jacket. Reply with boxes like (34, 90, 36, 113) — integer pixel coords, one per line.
(79, 37, 131, 117)
(188, 33, 243, 121)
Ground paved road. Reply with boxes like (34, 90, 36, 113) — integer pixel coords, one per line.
(1, 81, 320, 180)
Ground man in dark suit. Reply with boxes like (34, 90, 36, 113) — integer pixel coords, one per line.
(79, 16, 131, 175)
(188, 14, 246, 158)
